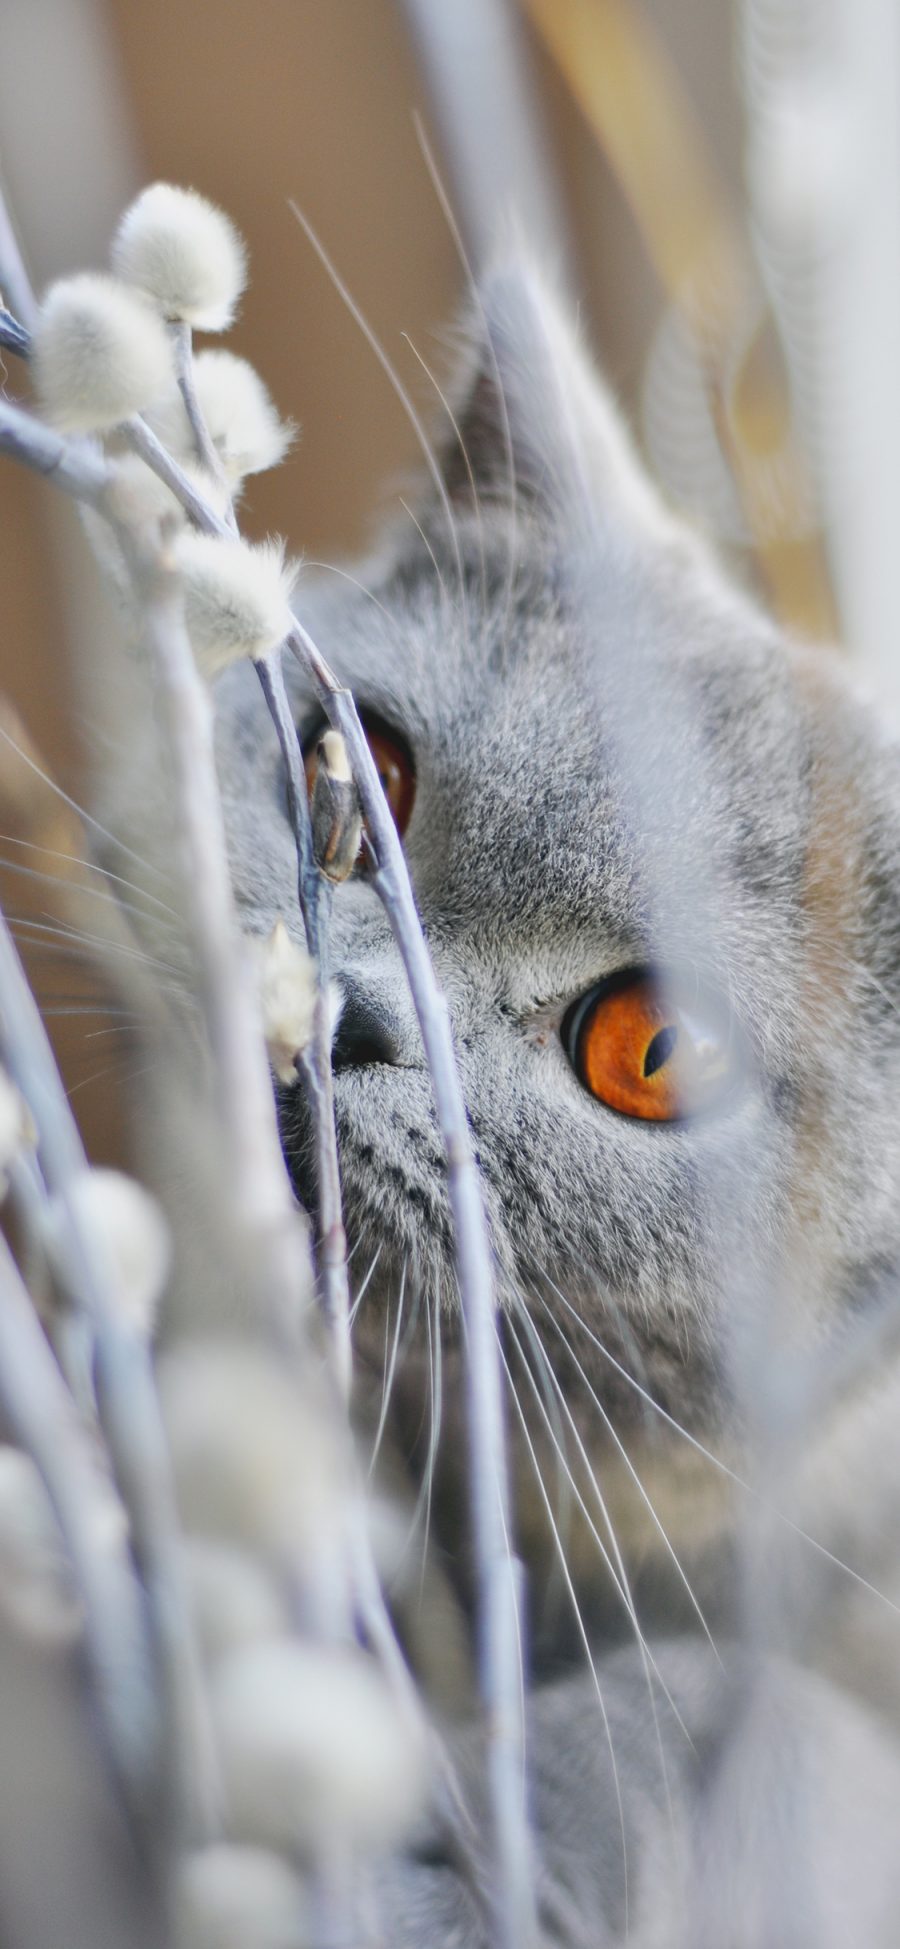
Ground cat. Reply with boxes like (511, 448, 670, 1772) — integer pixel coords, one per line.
(213, 258, 900, 1941)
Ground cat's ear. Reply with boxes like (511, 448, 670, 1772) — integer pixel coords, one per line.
(437, 259, 671, 543)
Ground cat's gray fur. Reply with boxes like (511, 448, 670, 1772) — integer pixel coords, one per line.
(214, 262, 900, 1941)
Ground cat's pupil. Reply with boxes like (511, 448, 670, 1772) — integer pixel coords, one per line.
(644, 1024, 678, 1078)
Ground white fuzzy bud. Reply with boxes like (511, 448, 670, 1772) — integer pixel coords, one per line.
(44, 1168, 170, 1339)
(184, 1538, 287, 1666)
(211, 1639, 427, 1854)
(174, 1844, 306, 1949)
(32, 274, 173, 433)
(145, 352, 294, 483)
(0, 1447, 81, 1646)
(157, 1338, 346, 1566)
(112, 182, 247, 330)
(249, 921, 316, 1085)
(174, 533, 297, 677)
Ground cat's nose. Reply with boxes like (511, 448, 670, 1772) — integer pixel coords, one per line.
(332, 979, 405, 1070)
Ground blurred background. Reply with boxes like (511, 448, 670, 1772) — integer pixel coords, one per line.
(1, 0, 897, 1156)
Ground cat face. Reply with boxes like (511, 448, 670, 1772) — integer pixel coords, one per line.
(216, 263, 900, 1441)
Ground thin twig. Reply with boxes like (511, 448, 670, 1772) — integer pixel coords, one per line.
(156, 315, 349, 1380)
(0, 1224, 153, 1808)
(0, 176, 37, 331)
(107, 517, 308, 1334)
(130, 361, 532, 1935)
(125, 411, 222, 527)
(0, 307, 534, 1939)
(254, 652, 352, 1395)
(0, 305, 30, 356)
(169, 319, 238, 530)
(287, 623, 535, 1949)
(0, 909, 219, 1843)
(0, 394, 110, 500)
(136, 323, 349, 1408)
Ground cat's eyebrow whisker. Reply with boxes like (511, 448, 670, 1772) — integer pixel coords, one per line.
(547, 1272, 900, 1621)
(369, 1264, 407, 1478)
(400, 330, 489, 617)
(301, 562, 396, 628)
(411, 109, 522, 656)
(288, 198, 471, 642)
(507, 1310, 694, 1768)
(398, 496, 451, 616)
(534, 1287, 722, 1665)
(499, 1336, 631, 1918)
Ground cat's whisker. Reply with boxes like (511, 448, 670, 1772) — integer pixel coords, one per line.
(0, 853, 180, 938)
(547, 1273, 900, 1622)
(6, 913, 185, 981)
(79, 1024, 138, 1041)
(0, 720, 171, 885)
(40, 1006, 135, 1023)
(402, 1279, 446, 1573)
(348, 1244, 383, 1328)
(418, 1279, 444, 1588)
(532, 1284, 722, 1664)
(506, 1299, 575, 1615)
(393, 1277, 446, 1581)
(65, 1056, 155, 1101)
(369, 1263, 407, 1478)
(507, 1310, 694, 1767)
(499, 1335, 631, 1919)
(0, 830, 180, 919)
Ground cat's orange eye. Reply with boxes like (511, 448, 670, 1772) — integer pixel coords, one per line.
(563, 970, 736, 1122)
(303, 715, 416, 857)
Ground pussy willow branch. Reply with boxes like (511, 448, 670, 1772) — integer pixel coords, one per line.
(123, 424, 531, 1940)
(169, 319, 238, 530)
(0, 346, 309, 1337)
(118, 391, 533, 1936)
(288, 626, 535, 1949)
(164, 312, 351, 1390)
(0, 292, 298, 1304)
(0, 905, 216, 1841)
(110, 521, 309, 1337)
(0, 304, 534, 1942)
(0, 1220, 153, 1806)
(254, 654, 352, 1395)
(131, 429, 533, 1949)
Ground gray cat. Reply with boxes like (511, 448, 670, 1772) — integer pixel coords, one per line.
(214, 261, 900, 1943)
